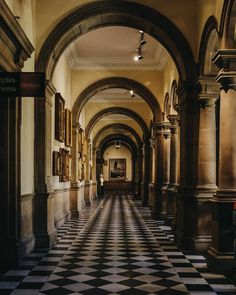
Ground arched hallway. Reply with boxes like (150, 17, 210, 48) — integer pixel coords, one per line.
(2, 0, 236, 293)
(0, 193, 234, 295)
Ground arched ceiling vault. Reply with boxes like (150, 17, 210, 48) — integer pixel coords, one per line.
(85, 107, 149, 141)
(73, 77, 161, 123)
(98, 134, 139, 159)
(93, 123, 142, 150)
(36, 0, 197, 83)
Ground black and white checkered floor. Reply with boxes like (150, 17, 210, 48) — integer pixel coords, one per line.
(0, 193, 235, 294)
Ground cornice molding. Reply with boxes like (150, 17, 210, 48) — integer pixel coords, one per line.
(0, 1, 34, 70)
(212, 49, 236, 91)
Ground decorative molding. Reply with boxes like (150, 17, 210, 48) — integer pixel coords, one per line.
(212, 49, 236, 91)
(21, 193, 35, 201)
(0, 0, 34, 70)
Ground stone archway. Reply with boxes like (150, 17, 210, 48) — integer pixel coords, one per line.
(72, 77, 162, 123)
(36, 0, 197, 82)
(84, 107, 150, 203)
(93, 123, 142, 149)
(85, 107, 149, 140)
(97, 134, 140, 194)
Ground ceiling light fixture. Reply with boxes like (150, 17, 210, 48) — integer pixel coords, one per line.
(115, 140, 121, 149)
(130, 90, 135, 97)
(134, 30, 146, 61)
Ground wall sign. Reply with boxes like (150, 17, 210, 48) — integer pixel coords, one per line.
(0, 72, 45, 97)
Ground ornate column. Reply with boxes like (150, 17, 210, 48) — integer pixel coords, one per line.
(142, 139, 151, 206)
(174, 82, 199, 251)
(194, 77, 219, 252)
(148, 136, 156, 213)
(207, 49, 236, 272)
(92, 146, 98, 199)
(70, 123, 80, 217)
(166, 115, 179, 226)
(161, 122, 171, 219)
(150, 123, 164, 219)
(84, 138, 90, 205)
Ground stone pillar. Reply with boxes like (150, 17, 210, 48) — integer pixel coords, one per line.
(92, 146, 98, 199)
(166, 115, 179, 226)
(70, 123, 80, 218)
(194, 77, 219, 252)
(142, 139, 151, 206)
(34, 81, 57, 249)
(84, 138, 90, 205)
(148, 136, 155, 212)
(161, 122, 171, 219)
(174, 81, 199, 251)
(207, 49, 236, 272)
(151, 123, 164, 219)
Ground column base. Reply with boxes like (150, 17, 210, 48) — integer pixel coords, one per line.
(84, 181, 91, 206)
(166, 186, 177, 227)
(161, 185, 168, 219)
(207, 247, 233, 273)
(192, 235, 212, 253)
(174, 233, 194, 251)
(35, 230, 57, 249)
(71, 209, 79, 218)
(175, 189, 195, 252)
(206, 196, 235, 273)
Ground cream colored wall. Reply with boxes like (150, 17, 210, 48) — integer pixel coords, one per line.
(20, 0, 35, 195)
(103, 145, 132, 181)
(35, 0, 199, 59)
(197, 0, 224, 55)
(6, 0, 35, 45)
(162, 56, 179, 107)
(52, 53, 72, 190)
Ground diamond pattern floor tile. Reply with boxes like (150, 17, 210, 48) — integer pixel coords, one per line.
(0, 193, 234, 294)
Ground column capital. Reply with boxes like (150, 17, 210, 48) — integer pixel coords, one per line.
(196, 76, 220, 96)
(167, 114, 179, 126)
(152, 122, 162, 137)
(212, 49, 236, 92)
(149, 137, 156, 148)
(162, 121, 171, 139)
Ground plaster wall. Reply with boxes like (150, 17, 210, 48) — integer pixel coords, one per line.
(163, 56, 179, 103)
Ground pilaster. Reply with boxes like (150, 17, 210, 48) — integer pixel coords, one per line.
(174, 80, 200, 251)
(207, 49, 236, 272)
(193, 76, 219, 252)
(166, 114, 179, 227)
(151, 123, 163, 219)
(161, 122, 171, 219)
(34, 81, 57, 249)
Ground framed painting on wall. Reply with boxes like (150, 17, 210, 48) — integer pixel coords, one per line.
(65, 108, 72, 147)
(55, 92, 65, 142)
(109, 158, 126, 180)
(52, 151, 62, 176)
